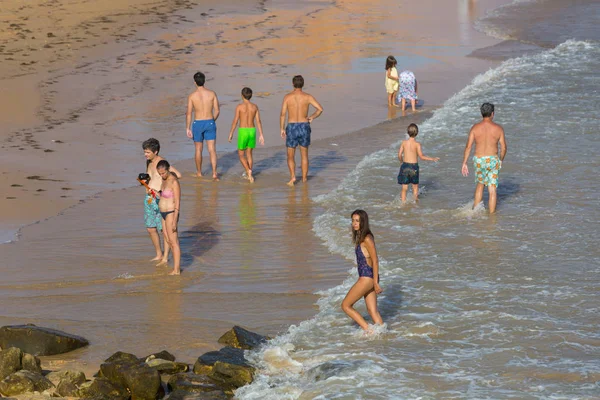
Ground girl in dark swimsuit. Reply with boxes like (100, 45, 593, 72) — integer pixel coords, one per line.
(342, 210, 383, 331)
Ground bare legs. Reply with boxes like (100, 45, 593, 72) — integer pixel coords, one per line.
(206, 140, 219, 181)
(163, 214, 180, 275)
(286, 147, 296, 186)
(286, 146, 309, 186)
(195, 140, 219, 181)
(472, 183, 498, 213)
(156, 224, 170, 266)
(342, 277, 383, 331)
(238, 149, 254, 183)
(400, 98, 417, 112)
(194, 142, 203, 177)
(147, 227, 162, 261)
(400, 184, 420, 203)
(387, 92, 396, 107)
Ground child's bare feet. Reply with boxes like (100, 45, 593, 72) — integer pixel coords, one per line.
(168, 270, 180, 276)
(156, 259, 168, 266)
(150, 255, 162, 262)
(286, 177, 296, 187)
(248, 170, 254, 183)
(212, 174, 220, 182)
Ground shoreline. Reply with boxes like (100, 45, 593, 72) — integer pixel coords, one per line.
(1, 0, 509, 242)
(0, 0, 520, 386)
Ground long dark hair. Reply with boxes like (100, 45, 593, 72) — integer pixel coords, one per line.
(351, 209, 374, 246)
(385, 55, 397, 71)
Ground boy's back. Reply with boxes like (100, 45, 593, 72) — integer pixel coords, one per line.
(400, 138, 421, 164)
(237, 101, 258, 128)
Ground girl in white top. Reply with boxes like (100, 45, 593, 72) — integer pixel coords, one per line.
(385, 55, 399, 107)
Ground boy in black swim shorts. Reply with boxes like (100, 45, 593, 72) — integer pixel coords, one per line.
(397, 123, 439, 203)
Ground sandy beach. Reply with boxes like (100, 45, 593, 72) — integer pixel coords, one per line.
(0, 0, 517, 382)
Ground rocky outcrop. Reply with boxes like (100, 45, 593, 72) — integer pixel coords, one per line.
(143, 350, 176, 362)
(146, 358, 189, 374)
(0, 347, 22, 380)
(21, 353, 42, 374)
(0, 370, 54, 396)
(78, 377, 129, 400)
(167, 373, 222, 394)
(0, 325, 89, 356)
(166, 389, 229, 399)
(56, 379, 80, 397)
(217, 326, 268, 350)
(193, 347, 255, 391)
(100, 351, 163, 400)
(46, 369, 87, 387)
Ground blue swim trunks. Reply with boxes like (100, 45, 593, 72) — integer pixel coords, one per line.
(192, 119, 217, 142)
(285, 122, 311, 148)
(144, 194, 162, 229)
(397, 162, 419, 185)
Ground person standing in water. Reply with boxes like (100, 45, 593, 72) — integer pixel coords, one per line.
(186, 72, 220, 181)
(228, 87, 265, 183)
(142, 138, 181, 264)
(461, 102, 507, 213)
(280, 75, 323, 186)
(385, 56, 399, 107)
(397, 123, 439, 203)
(157, 160, 181, 275)
(342, 210, 383, 332)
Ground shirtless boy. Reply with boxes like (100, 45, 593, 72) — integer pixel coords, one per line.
(228, 87, 265, 183)
(142, 138, 181, 264)
(186, 72, 220, 181)
(461, 102, 507, 213)
(280, 75, 323, 186)
(397, 123, 439, 203)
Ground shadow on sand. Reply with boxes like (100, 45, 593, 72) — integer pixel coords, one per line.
(178, 222, 221, 268)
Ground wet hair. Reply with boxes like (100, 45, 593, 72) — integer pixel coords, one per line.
(156, 160, 170, 171)
(407, 123, 419, 138)
(481, 102, 494, 118)
(351, 209, 374, 246)
(194, 72, 205, 87)
(385, 55, 397, 70)
(241, 87, 253, 100)
(142, 138, 160, 154)
(292, 75, 304, 89)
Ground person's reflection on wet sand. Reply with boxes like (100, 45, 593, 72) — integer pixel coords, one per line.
(237, 187, 258, 270)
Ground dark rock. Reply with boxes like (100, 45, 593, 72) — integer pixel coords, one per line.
(101, 359, 163, 400)
(146, 359, 188, 374)
(0, 347, 22, 380)
(46, 369, 87, 386)
(307, 360, 353, 382)
(166, 389, 229, 400)
(208, 361, 254, 389)
(167, 373, 221, 393)
(56, 379, 79, 397)
(193, 347, 249, 375)
(0, 325, 89, 356)
(143, 350, 176, 362)
(104, 351, 139, 364)
(0, 370, 54, 396)
(217, 326, 267, 350)
(21, 353, 42, 374)
(78, 377, 129, 400)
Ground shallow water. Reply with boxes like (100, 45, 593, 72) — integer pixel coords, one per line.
(236, 15, 600, 400)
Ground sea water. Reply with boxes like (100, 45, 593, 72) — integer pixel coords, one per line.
(236, 5, 600, 399)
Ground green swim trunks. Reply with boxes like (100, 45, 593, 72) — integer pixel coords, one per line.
(473, 155, 500, 187)
(237, 127, 256, 150)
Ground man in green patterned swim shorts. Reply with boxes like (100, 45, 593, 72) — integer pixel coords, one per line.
(461, 103, 507, 213)
(228, 87, 265, 183)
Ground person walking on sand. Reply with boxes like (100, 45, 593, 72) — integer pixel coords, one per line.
(397, 123, 439, 203)
(385, 56, 399, 107)
(186, 71, 220, 181)
(342, 210, 384, 332)
(280, 75, 323, 186)
(461, 102, 507, 213)
(142, 138, 181, 264)
(228, 87, 265, 183)
(156, 160, 182, 275)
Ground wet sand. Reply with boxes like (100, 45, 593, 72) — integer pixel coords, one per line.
(1, 0, 514, 377)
